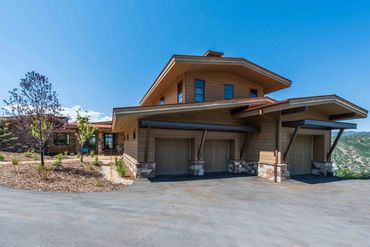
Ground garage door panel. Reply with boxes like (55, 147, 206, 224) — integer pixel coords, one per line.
(289, 135, 313, 175)
(155, 138, 190, 176)
(204, 140, 229, 173)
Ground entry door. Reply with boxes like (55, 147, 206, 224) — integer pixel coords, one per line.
(203, 139, 229, 173)
(289, 135, 313, 175)
(155, 138, 191, 176)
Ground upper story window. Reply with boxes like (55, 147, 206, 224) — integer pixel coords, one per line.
(159, 96, 165, 105)
(54, 133, 70, 146)
(195, 79, 205, 102)
(224, 84, 234, 99)
(177, 81, 183, 103)
(250, 89, 258, 98)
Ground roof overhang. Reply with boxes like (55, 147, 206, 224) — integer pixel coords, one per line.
(140, 55, 292, 105)
(282, 119, 357, 130)
(140, 119, 259, 133)
(112, 97, 273, 132)
(233, 95, 368, 120)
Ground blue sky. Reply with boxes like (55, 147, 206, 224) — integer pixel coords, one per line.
(1, 0, 370, 130)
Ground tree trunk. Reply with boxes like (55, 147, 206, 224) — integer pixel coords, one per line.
(80, 146, 84, 163)
(40, 146, 45, 167)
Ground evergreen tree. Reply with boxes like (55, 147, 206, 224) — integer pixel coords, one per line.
(0, 119, 17, 149)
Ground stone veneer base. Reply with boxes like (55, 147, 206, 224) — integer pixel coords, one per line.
(312, 161, 333, 176)
(189, 160, 205, 176)
(136, 162, 156, 178)
(258, 163, 289, 182)
(227, 160, 258, 175)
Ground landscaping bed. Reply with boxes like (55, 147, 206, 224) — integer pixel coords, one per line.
(0, 151, 75, 162)
(0, 161, 126, 192)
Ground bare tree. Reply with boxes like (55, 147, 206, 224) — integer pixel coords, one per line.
(3, 71, 63, 167)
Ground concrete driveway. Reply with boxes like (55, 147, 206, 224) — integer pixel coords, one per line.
(0, 176, 369, 247)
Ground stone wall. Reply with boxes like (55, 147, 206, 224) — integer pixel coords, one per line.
(189, 160, 205, 176)
(136, 162, 156, 178)
(312, 161, 333, 176)
(227, 160, 258, 175)
(258, 163, 289, 182)
(121, 153, 138, 178)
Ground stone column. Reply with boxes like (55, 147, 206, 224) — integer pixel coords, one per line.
(189, 160, 205, 176)
(258, 163, 289, 182)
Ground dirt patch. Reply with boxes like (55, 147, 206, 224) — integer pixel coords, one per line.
(0, 161, 125, 192)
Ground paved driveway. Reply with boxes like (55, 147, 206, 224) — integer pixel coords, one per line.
(0, 176, 369, 247)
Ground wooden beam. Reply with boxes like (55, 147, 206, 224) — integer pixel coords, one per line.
(327, 129, 344, 161)
(144, 126, 151, 162)
(281, 106, 307, 115)
(283, 126, 300, 162)
(329, 112, 356, 120)
(240, 133, 249, 159)
(282, 119, 357, 130)
(140, 119, 259, 133)
(198, 130, 207, 160)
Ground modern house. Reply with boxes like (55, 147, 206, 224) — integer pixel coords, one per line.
(112, 50, 368, 182)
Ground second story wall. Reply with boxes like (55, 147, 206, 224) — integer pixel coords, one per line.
(184, 72, 264, 103)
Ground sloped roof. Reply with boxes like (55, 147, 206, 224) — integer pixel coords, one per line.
(232, 95, 368, 120)
(140, 53, 292, 105)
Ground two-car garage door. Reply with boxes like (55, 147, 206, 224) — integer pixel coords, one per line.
(155, 138, 229, 176)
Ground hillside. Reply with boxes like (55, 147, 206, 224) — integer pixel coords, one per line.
(332, 131, 370, 172)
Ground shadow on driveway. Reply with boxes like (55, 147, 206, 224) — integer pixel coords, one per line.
(290, 175, 349, 184)
(149, 172, 251, 182)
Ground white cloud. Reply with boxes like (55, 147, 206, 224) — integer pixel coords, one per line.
(61, 105, 111, 122)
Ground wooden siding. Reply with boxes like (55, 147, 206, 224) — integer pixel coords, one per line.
(123, 121, 138, 160)
(185, 72, 264, 103)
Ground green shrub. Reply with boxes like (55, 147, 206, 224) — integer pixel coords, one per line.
(335, 166, 370, 179)
(36, 164, 49, 179)
(70, 152, 75, 156)
(89, 151, 95, 157)
(64, 150, 69, 156)
(12, 158, 20, 172)
(0, 155, 4, 161)
(53, 153, 64, 166)
(77, 152, 81, 158)
(92, 156, 101, 166)
(115, 158, 126, 177)
(12, 157, 20, 166)
(24, 151, 33, 158)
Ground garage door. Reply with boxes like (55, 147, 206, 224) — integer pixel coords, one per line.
(155, 138, 191, 176)
(288, 135, 313, 175)
(203, 139, 229, 173)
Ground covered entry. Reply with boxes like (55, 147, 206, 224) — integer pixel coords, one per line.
(155, 138, 191, 176)
(283, 119, 357, 176)
(203, 139, 230, 173)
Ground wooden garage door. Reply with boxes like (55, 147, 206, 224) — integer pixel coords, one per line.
(289, 135, 313, 175)
(204, 139, 229, 173)
(155, 138, 191, 176)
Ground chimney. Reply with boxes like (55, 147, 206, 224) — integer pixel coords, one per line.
(203, 50, 224, 58)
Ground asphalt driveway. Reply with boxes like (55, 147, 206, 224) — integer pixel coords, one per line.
(0, 176, 369, 247)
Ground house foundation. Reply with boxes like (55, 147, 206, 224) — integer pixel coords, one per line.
(227, 160, 258, 175)
(258, 163, 289, 182)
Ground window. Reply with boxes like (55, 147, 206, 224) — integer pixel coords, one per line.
(224, 84, 234, 99)
(177, 81, 183, 103)
(160, 96, 165, 105)
(104, 133, 114, 150)
(89, 134, 96, 146)
(195, 79, 205, 102)
(54, 133, 70, 146)
(250, 89, 258, 98)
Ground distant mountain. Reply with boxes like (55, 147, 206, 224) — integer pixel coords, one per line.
(332, 131, 370, 170)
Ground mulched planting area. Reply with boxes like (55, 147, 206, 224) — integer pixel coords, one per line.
(0, 151, 76, 162)
(0, 161, 125, 192)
